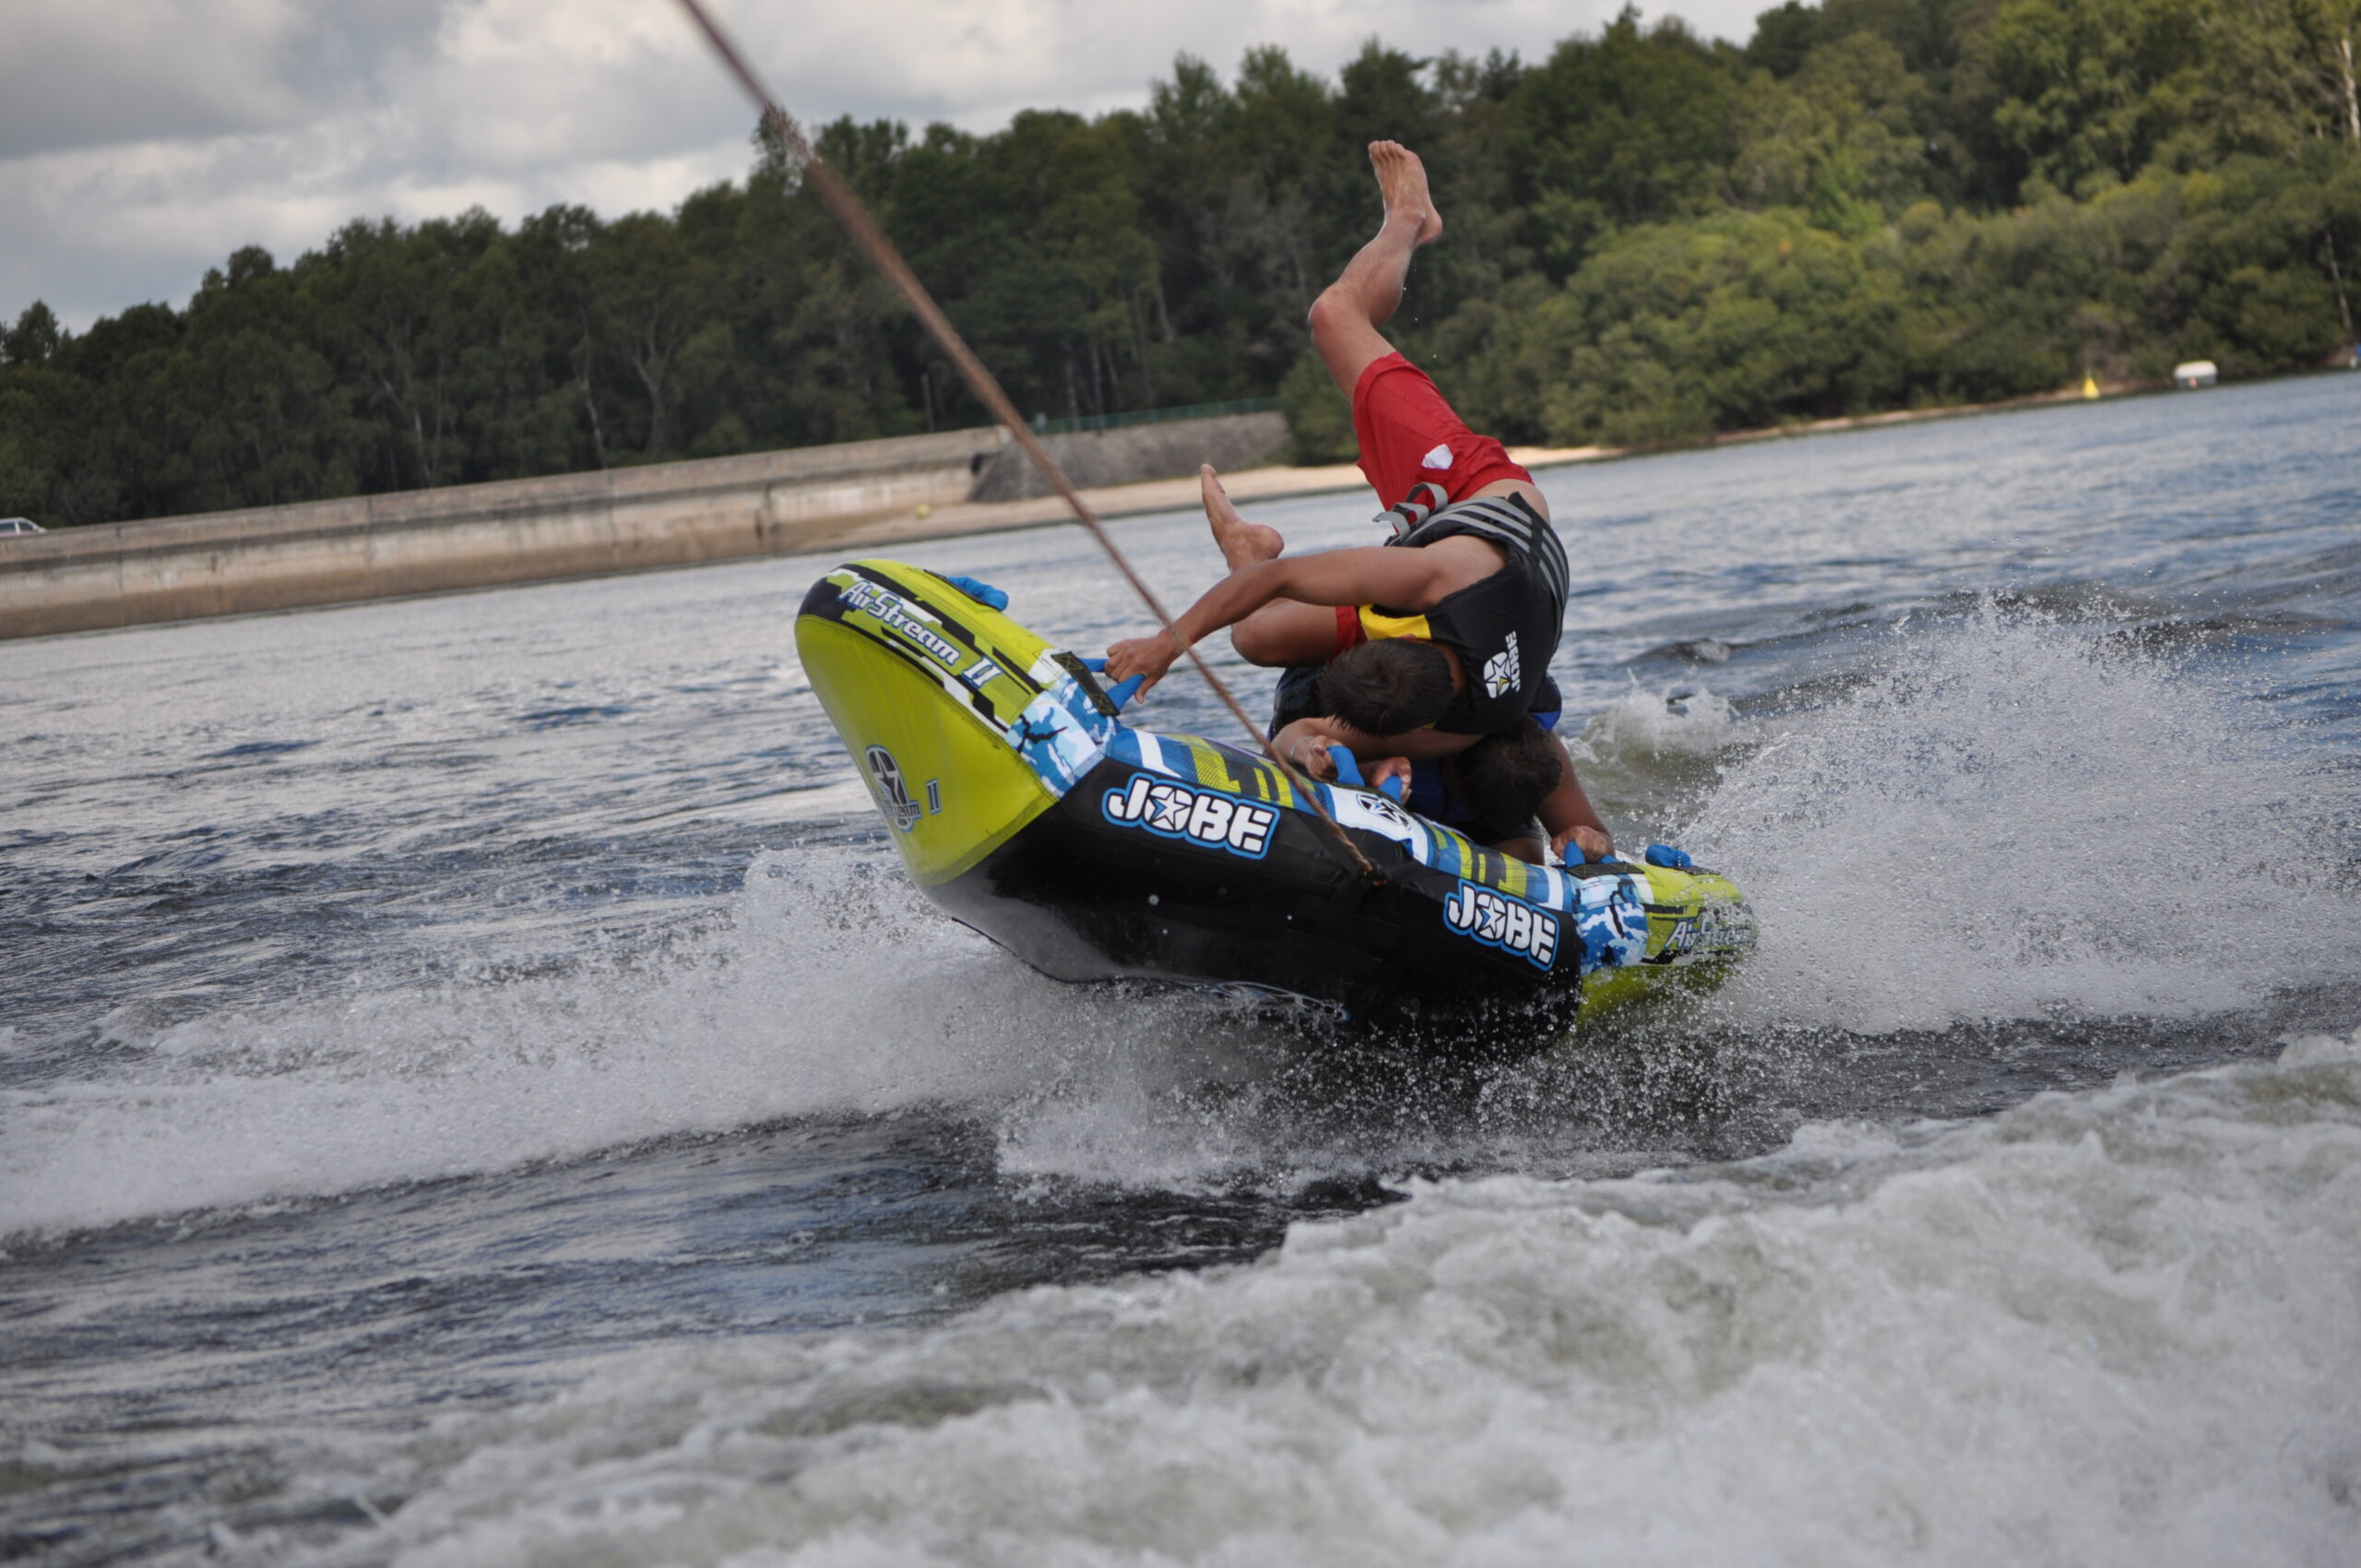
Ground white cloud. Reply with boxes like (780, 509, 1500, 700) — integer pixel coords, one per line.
(0, 0, 1771, 330)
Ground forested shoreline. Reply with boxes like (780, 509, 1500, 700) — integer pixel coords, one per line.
(4, 0, 2357, 528)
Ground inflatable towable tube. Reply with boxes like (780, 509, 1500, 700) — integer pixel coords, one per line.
(796, 559, 1753, 1051)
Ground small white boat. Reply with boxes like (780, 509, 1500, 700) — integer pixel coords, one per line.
(2173, 360, 2219, 389)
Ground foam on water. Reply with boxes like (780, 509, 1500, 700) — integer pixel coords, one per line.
(9, 382, 2361, 1567)
(11, 611, 2356, 1238)
(1574, 682, 1752, 772)
(1688, 607, 2361, 1031)
(278, 1027, 2361, 1568)
(0, 846, 1249, 1240)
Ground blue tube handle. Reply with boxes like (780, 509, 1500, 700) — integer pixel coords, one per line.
(943, 575, 1009, 611)
(1075, 657, 1139, 711)
(1324, 750, 1406, 802)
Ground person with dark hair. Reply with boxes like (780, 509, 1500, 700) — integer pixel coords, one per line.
(1442, 719, 1572, 861)
(1316, 640, 1456, 737)
(1105, 137, 1606, 861)
(1269, 665, 1611, 864)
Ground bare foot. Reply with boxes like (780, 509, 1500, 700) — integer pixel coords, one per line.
(1369, 140, 1442, 247)
(1203, 465, 1282, 569)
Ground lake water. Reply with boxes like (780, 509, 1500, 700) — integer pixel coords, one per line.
(5, 374, 2359, 1565)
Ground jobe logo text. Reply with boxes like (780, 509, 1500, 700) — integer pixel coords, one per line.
(1442, 881, 1560, 968)
(1102, 774, 1277, 859)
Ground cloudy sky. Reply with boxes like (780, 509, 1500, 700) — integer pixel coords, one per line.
(3, 0, 1764, 330)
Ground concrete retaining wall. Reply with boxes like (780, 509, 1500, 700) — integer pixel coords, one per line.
(0, 426, 1037, 640)
(968, 411, 1287, 501)
(0, 414, 1304, 641)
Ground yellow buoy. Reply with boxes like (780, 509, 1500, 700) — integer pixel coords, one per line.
(2082, 374, 2101, 400)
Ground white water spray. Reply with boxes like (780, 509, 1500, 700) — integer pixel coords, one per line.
(1690, 608, 2361, 1030)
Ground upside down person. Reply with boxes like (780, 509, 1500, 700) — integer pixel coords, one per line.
(1103, 138, 1610, 863)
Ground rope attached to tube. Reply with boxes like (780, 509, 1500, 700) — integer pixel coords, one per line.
(670, 0, 1377, 880)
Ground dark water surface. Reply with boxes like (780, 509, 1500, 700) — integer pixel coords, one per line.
(5, 377, 2360, 1565)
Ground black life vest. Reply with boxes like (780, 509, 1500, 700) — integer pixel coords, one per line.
(1359, 488, 1570, 735)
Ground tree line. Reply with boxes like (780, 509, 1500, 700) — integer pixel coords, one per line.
(4, 0, 2357, 526)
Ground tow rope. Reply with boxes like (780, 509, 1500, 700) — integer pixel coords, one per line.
(671, 0, 1379, 879)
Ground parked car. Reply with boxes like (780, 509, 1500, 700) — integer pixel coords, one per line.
(0, 517, 46, 537)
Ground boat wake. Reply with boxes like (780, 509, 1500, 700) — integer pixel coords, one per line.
(5, 612, 2355, 1241)
(1689, 604, 2361, 1032)
(275, 1025, 2361, 1568)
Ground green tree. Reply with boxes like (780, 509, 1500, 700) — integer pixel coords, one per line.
(3, 302, 61, 366)
(1513, 6, 1746, 269)
(1987, 0, 2211, 194)
(9, 0, 2358, 528)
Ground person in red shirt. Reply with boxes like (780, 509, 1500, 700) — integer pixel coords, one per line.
(1106, 140, 1608, 861)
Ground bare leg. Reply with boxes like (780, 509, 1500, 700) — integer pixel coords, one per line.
(1215, 144, 1447, 671)
(1193, 463, 1330, 665)
(1308, 141, 1444, 397)
(1231, 600, 1350, 667)
(1201, 465, 1280, 569)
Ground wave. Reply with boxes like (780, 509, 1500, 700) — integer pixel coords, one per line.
(0, 848, 1245, 1240)
(1686, 605, 2361, 1031)
(282, 1026, 2361, 1568)
(7, 608, 2355, 1238)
